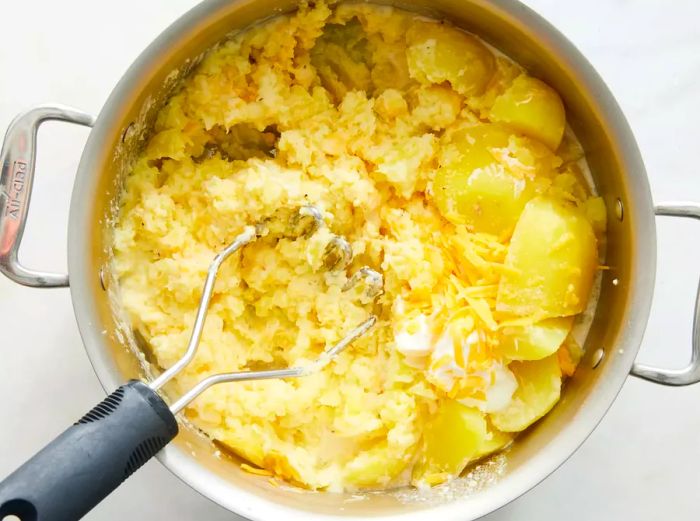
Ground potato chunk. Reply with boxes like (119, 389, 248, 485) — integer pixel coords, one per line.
(496, 196, 597, 318)
(344, 443, 410, 488)
(407, 21, 495, 96)
(413, 400, 488, 483)
(432, 124, 547, 235)
(490, 75, 566, 150)
(583, 196, 607, 238)
(475, 425, 513, 460)
(489, 355, 562, 432)
(499, 317, 573, 361)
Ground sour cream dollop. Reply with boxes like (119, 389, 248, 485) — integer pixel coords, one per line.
(393, 300, 518, 413)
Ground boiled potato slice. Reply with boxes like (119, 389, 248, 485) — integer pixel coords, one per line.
(490, 355, 562, 432)
(496, 196, 598, 318)
(499, 316, 573, 361)
(441, 123, 512, 173)
(474, 426, 513, 460)
(344, 444, 410, 488)
(433, 165, 537, 235)
(433, 124, 539, 235)
(406, 21, 495, 96)
(583, 196, 607, 238)
(414, 400, 488, 482)
(490, 75, 566, 150)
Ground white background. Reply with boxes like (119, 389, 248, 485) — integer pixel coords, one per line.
(1, 1, 699, 519)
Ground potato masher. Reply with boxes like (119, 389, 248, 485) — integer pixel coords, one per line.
(0, 205, 382, 521)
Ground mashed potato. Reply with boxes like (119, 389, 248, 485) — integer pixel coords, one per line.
(113, 1, 605, 491)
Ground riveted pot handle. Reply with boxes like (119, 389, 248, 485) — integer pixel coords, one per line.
(0, 105, 94, 288)
(630, 203, 700, 386)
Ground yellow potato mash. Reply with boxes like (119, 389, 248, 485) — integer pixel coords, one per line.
(113, 1, 605, 491)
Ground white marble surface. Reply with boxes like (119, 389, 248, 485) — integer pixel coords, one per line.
(1, 1, 699, 519)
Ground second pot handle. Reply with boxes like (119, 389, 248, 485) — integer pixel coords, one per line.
(0, 105, 94, 288)
(630, 203, 700, 386)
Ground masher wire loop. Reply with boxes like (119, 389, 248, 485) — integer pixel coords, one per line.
(168, 316, 377, 414)
(148, 225, 258, 392)
(147, 206, 383, 413)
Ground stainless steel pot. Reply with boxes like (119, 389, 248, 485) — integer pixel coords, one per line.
(1, 0, 699, 520)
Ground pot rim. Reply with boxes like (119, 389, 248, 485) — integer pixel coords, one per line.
(67, 0, 657, 520)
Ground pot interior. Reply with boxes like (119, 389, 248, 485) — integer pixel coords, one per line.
(69, 0, 655, 518)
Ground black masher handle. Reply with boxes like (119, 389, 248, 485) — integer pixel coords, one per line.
(0, 380, 178, 521)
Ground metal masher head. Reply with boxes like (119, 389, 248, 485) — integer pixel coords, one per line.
(265, 204, 354, 271)
(148, 205, 383, 414)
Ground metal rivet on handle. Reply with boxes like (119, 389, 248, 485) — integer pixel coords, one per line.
(591, 348, 605, 369)
(615, 198, 624, 221)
